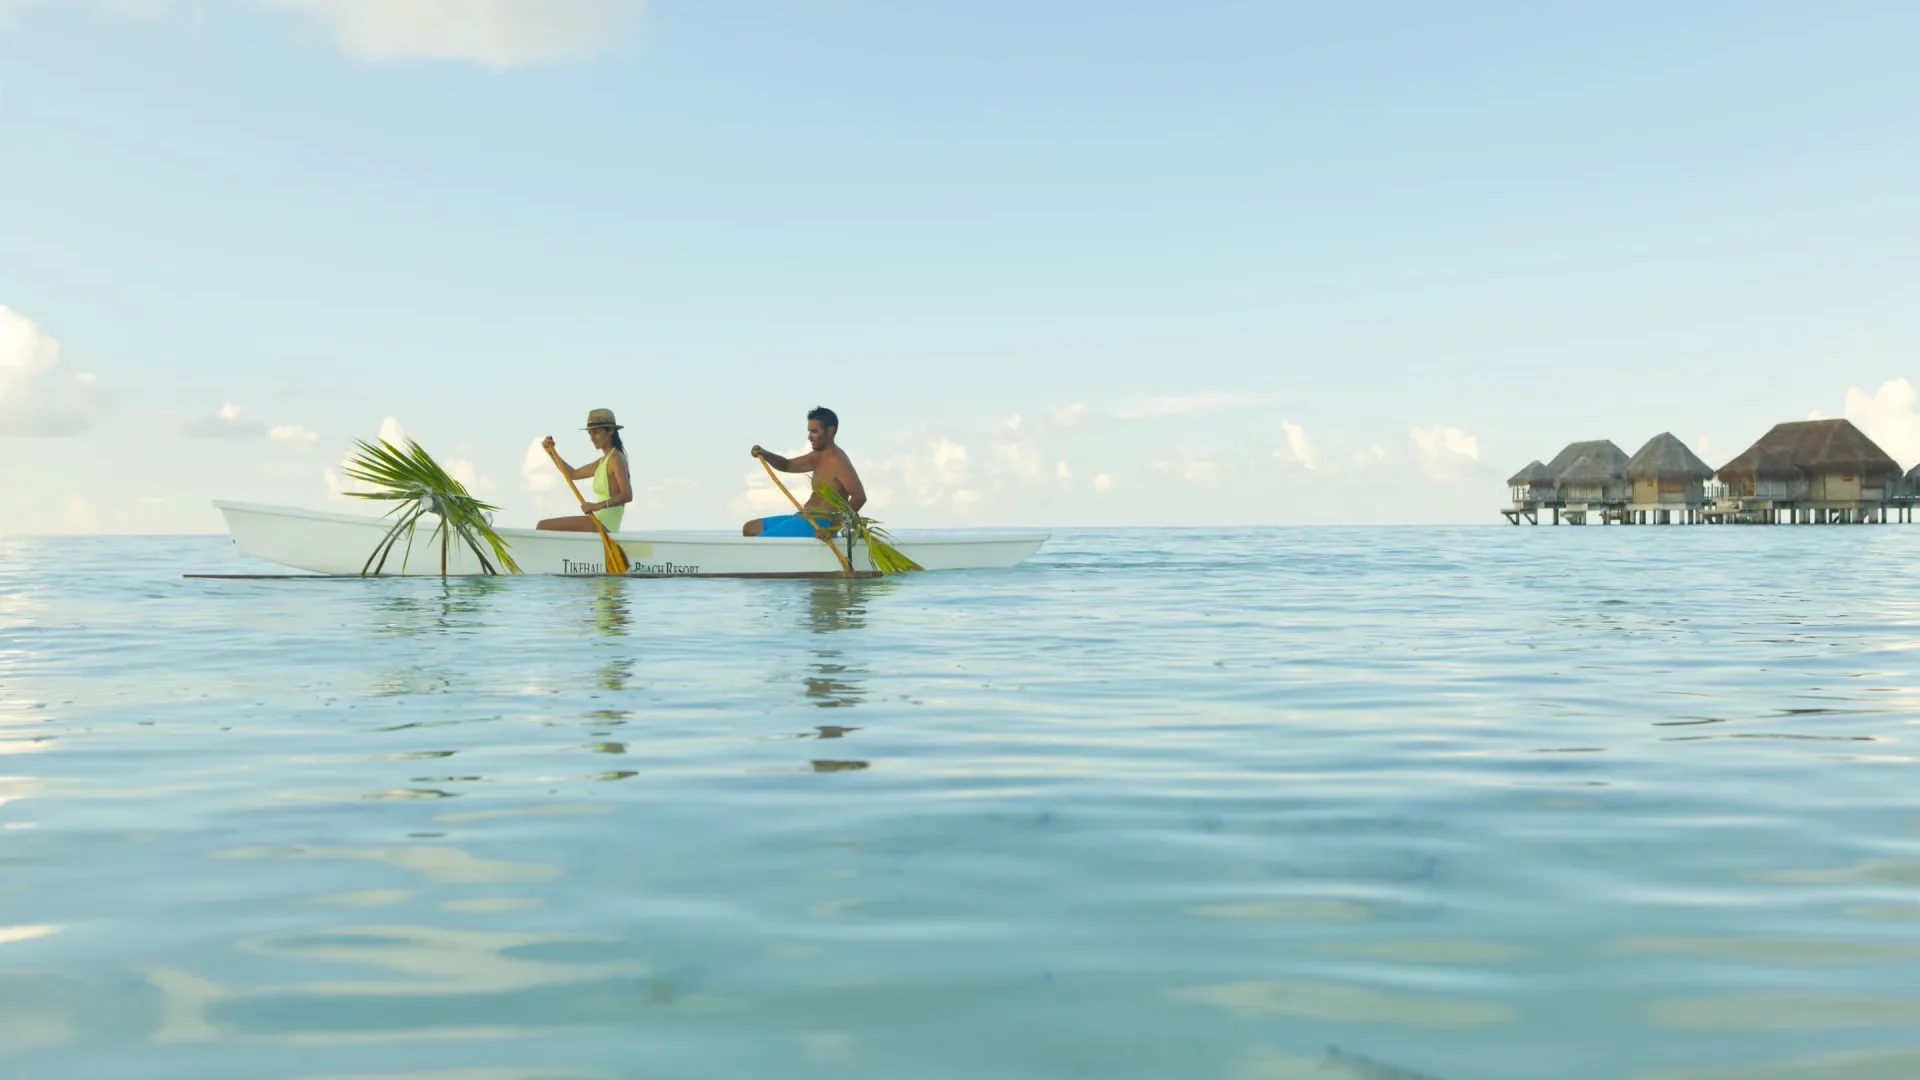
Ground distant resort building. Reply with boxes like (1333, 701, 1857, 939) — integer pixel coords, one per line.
(1899, 464, 1920, 523)
(1713, 419, 1901, 523)
(1626, 432, 1713, 524)
(1546, 439, 1629, 524)
(1504, 419, 1908, 525)
(1503, 461, 1556, 524)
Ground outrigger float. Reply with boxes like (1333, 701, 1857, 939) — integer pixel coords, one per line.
(207, 501, 1049, 579)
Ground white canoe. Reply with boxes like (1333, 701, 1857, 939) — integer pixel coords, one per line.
(213, 501, 1049, 578)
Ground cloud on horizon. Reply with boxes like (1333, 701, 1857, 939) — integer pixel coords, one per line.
(178, 402, 318, 447)
(265, 0, 644, 67)
(0, 306, 103, 437)
(2, 0, 645, 67)
(1844, 378, 1920, 470)
(1276, 420, 1321, 471)
(1408, 423, 1481, 479)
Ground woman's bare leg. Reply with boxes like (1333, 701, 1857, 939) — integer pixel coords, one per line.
(537, 516, 602, 532)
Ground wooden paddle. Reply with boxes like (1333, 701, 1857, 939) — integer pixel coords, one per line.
(547, 445, 630, 575)
(759, 454, 858, 576)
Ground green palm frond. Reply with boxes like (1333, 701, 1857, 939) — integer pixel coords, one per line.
(811, 479, 922, 575)
(343, 438, 521, 576)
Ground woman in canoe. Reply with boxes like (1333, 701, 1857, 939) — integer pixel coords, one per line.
(538, 408, 632, 532)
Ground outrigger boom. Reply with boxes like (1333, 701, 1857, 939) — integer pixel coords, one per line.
(212, 501, 1047, 578)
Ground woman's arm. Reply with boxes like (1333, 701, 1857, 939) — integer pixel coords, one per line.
(587, 451, 634, 513)
(540, 436, 600, 481)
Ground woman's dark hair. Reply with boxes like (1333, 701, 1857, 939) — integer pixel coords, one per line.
(807, 406, 839, 430)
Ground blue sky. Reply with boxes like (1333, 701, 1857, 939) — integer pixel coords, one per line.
(4, 0, 1919, 533)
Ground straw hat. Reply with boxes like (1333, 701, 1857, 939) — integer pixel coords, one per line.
(584, 408, 622, 431)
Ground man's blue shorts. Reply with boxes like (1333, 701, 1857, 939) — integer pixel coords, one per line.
(756, 514, 833, 538)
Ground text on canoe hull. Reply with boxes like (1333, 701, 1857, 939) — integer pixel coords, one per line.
(561, 558, 700, 576)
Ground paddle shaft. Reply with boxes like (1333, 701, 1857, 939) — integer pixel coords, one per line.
(758, 455, 857, 575)
(546, 445, 629, 572)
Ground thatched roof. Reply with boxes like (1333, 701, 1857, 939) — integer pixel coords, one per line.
(1626, 432, 1714, 481)
(1546, 439, 1629, 485)
(1507, 460, 1554, 486)
(1716, 419, 1900, 484)
(1908, 463, 1920, 483)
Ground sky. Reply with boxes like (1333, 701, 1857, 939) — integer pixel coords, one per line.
(3, 0, 1919, 534)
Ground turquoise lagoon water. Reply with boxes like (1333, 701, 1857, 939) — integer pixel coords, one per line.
(2, 527, 1919, 1080)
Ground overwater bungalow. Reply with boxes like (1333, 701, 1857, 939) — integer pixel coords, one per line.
(1625, 432, 1714, 524)
(1713, 419, 1902, 523)
(1545, 439, 1630, 524)
(1893, 464, 1920, 523)
(1502, 461, 1557, 524)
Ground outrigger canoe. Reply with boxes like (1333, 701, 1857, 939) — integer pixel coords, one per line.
(213, 501, 1048, 578)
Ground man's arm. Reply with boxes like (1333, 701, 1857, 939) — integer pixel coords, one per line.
(752, 446, 819, 473)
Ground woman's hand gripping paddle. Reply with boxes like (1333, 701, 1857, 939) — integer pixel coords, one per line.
(547, 444, 630, 575)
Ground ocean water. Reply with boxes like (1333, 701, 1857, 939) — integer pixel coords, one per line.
(2, 527, 1919, 1080)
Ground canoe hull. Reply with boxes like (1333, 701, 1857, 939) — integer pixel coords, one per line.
(213, 501, 1047, 577)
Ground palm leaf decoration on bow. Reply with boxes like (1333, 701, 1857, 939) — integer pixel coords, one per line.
(343, 438, 521, 577)
(810, 478, 922, 575)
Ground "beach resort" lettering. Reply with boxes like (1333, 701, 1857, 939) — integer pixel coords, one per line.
(561, 558, 700, 576)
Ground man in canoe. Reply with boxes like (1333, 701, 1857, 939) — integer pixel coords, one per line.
(744, 406, 867, 537)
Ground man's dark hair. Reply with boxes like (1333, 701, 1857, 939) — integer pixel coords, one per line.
(808, 406, 839, 430)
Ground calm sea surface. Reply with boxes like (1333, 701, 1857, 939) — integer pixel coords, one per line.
(3, 528, 1919, 1080)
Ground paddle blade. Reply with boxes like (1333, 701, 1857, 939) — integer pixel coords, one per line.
(601, 532, 630, 575)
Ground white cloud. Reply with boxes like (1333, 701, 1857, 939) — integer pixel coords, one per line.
(1046, 403, 1093, 429)
(1055, 461, 1071, 482)
(2, 0, 642, 65)
(0, 306, 101, 436)
(262, 0, 643, 67)
(930, 438, 968, 481)
(1409, 423, 1480, 477)
(1092, 473, 1114, 493)
(1276, 420, 1321, 471)
(1353, 443, 1388, 468)
(890, 437, 973, 507)
(994, 440, 1042, 481)
(731, 467, 796, 517)
(324, 416, 410, 501)
(180, 403, 316, 445)
(1149, 446, 1229, 487)
(267, 423, 318, 447)
(1843, 378, 1920, 469)
(180, 402, 267, 438)
(520, 437, 557, 491)
(952, 489, 980, 507)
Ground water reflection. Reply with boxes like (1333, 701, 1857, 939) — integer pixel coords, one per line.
(589, 578, 636, 692)
(802, 579, 889, 709)
(366, 579, 509, 696)
(589, 577, 629, 638)
(596, 658, 635, 694)
(371, 578, 507, 637)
